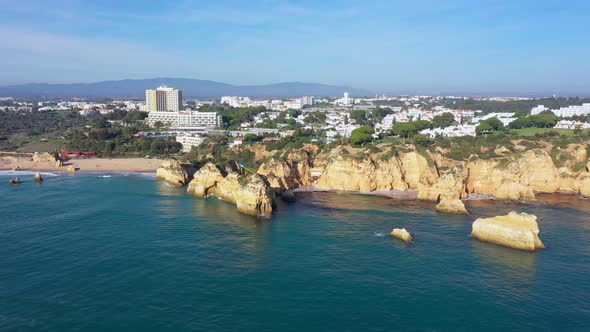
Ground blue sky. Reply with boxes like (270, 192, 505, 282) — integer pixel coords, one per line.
(0, 0, 589, 95)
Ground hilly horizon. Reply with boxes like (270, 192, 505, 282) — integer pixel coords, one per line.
(0, 78, 371, 99)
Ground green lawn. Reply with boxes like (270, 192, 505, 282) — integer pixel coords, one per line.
(509, 127, 589, 137)
(16, 139, 65, 153)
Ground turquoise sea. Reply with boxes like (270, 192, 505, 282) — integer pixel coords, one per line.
(1, 171, 589, 331)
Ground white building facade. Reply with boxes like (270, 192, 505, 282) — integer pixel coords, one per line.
(175, 134, 206, 152)
(147, 111, 222, 128)
(146, 86, 183, 112)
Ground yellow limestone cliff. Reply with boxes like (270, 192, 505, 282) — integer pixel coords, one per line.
(466, 150, 560, 200)
(313, 151, 435, 192)
(257, 157, 311, 191)
(471, 211, 545, 251)
(156, 160, 195, 186)
(187, 162, 273, 216)
(253, 145, 590, 214)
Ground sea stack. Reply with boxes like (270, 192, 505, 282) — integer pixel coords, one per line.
(390, 228, 413, 243)
(435, 198, 469, 215)
(187, 162, 274, 217)
(471, 211, 544, 251)
(34, 172, 43, 182)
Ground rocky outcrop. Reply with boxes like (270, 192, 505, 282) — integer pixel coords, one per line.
(310, 146, 590, 202)
(55, 160, 63, 168)
(313, 151, 436, 192)
(34, 172, 43, 182)
(155, 160, 195, 186)
(240, 143, 590, 205)
(66, 166, 77, 173)
(471, 212, 545, 251)
(257, 157, 311, 191)
(390, 228, 413, 243)
(187, 162, 273, 216)
(8, 177, 21, 185)
(466, 150, 554, 200)
(435, 198, 468, 215)
(32, 152, 58, 163)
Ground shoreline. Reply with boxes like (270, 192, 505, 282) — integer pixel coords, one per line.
(0, 156, 164, 173)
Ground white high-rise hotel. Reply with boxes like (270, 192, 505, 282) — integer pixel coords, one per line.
(146, 86, 183, 112)
(145, 86, 222, 128)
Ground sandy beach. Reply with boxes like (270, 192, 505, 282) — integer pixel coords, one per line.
(0, 156, 164, 173)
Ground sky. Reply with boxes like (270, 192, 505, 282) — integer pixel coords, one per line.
(0, 0, 589, 95)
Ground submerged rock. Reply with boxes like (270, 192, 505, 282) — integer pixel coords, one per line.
(471, 211, 545, 251)
(155, 160, 195, 186)
(435, 198, 468, 215)
(390, 228, 413, 243)
(34, 172, 43, 182)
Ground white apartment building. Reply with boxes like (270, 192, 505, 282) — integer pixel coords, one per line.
(546, 104, 590, 118)
(147, 111, 222, 128)
(300, 96, 314, 106)
(220, 96, 251, 108)
(554, 120, 590, 129)
(175, 134, 206, 152)
(531, 105, 549, 115)
(420, 125, 477, 138)
(472, 112, 516, 126)
(146, 86, 183, 112)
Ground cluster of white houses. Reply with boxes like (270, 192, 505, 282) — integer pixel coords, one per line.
(142, 86, 590, 151)
(531, 103, 590, 117)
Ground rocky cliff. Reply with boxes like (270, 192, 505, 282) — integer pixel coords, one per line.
(259, 145, 590, 202)
(156, 160, 196, 186)
(187, 162, 273, 217)
(257, 156, 311, 191)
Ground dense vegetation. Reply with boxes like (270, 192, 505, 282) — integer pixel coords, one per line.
(0, 109, 181, 157)
(435, 97, 590, 117)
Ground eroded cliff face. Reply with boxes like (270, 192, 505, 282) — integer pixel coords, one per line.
(156, 160, 195, 186)
(312, 151, 436, 192)
(258, 144, 590, 203)
(257, 157, 311, 191)
(187, 162, 273, 216)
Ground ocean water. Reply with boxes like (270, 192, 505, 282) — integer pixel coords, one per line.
(1, 172, 589, 331)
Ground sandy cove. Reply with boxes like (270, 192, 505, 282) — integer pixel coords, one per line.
(0, 156, 164, 173)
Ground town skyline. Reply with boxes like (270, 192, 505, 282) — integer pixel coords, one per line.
(0, 77, 587, 99)
(0, 0, 589, 95)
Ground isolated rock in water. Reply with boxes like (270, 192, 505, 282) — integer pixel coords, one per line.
(67, 166, 77, 173)
(435, 198, 468, 215)
(390, 228, 413, 243)
(156, 159, 195, 186)
(34, 172, 43, 182)
(471, 211, 544, 251)
(8, 177, 21, 185)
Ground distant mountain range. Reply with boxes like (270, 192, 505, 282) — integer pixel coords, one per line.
(0, 78, 371, 99)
